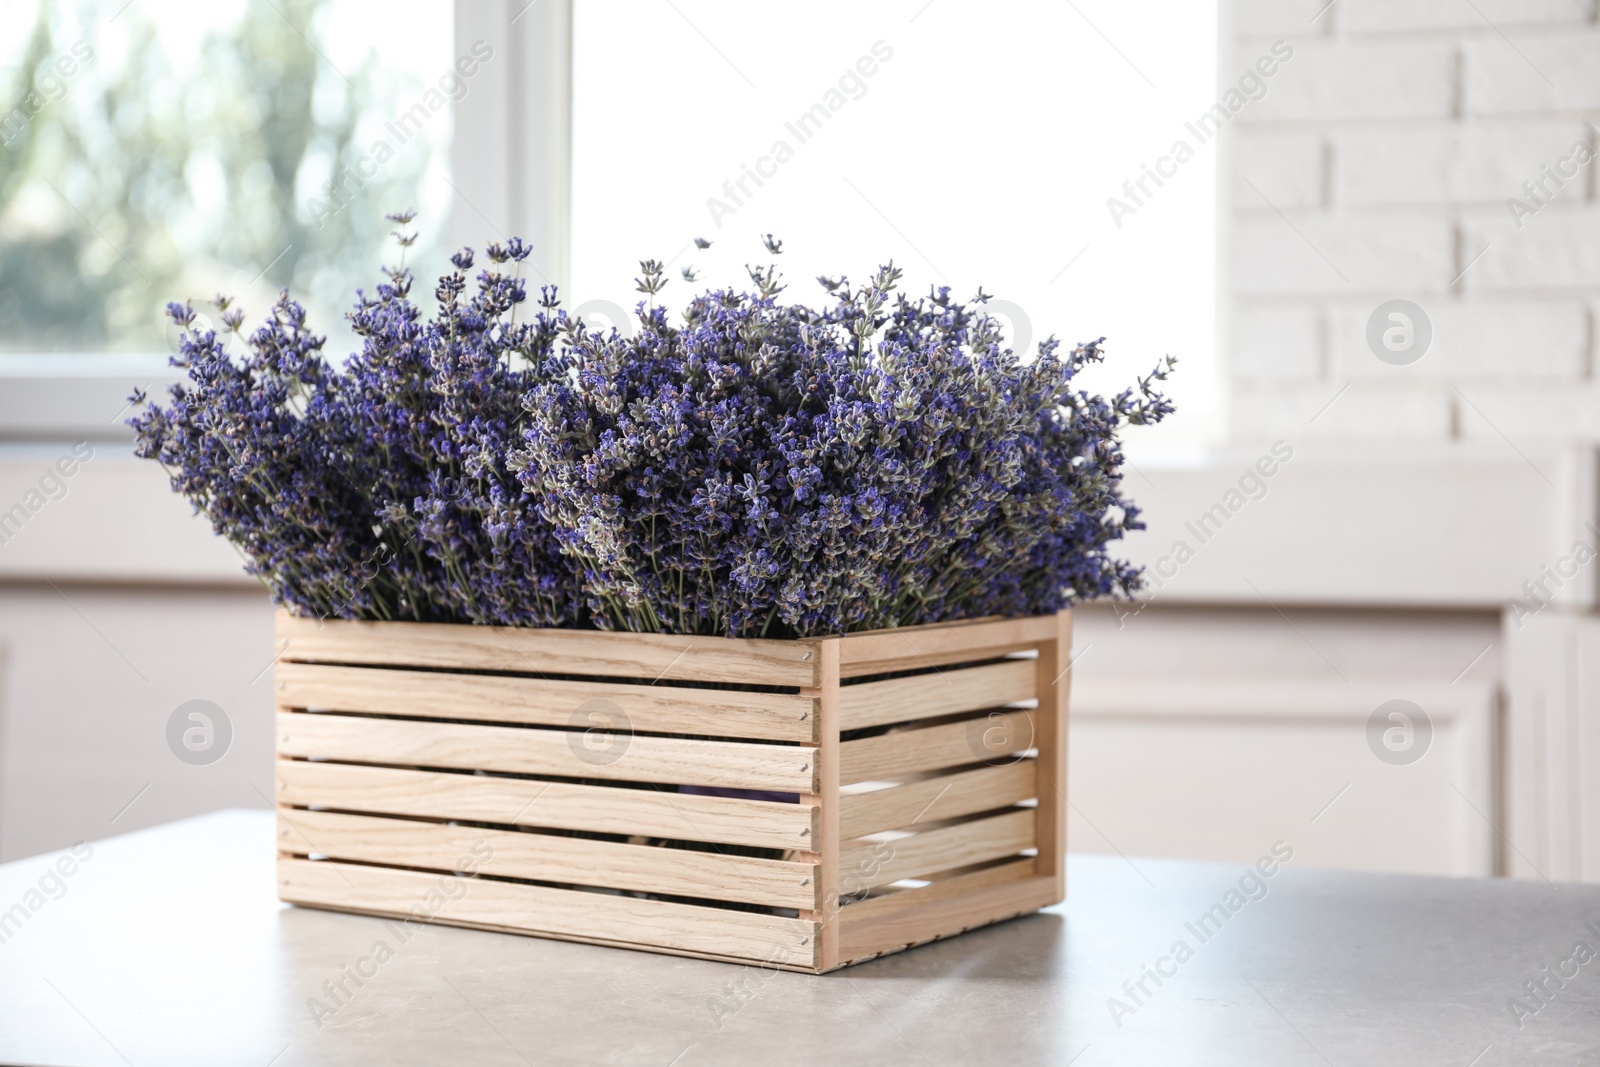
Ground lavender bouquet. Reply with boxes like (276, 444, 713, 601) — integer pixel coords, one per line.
(130, 216, 1173, 639)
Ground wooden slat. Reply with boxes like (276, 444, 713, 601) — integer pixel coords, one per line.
(277, 809, 817, 910)
(276, 611, 819, 687)
(278, 858, 819, 970)
(805, 639, 842, 972)
(840, 856, 1037, 926)
(275, 760, 815, 850)
(836, 871, 1056, 967)
(276, 661, 816, 743)
(1035, 611, 1070, 904)
(840, 762, 1038, 839)
(837, 616, 1056, 678)
(278, 711, 816, 793)
(839, 809, 1035, 890)
(838, 710, 1035, 786)
(837, 658, 1035, 732)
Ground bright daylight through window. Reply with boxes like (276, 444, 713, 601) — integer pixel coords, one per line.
(570, 0, 1220, 451)
(0, 0, 453, 362)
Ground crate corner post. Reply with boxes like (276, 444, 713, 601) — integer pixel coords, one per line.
(805, 636, 842, 974)
(1035, 609, 1071, 906)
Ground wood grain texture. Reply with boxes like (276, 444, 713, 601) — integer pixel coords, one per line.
(275, 759, 816, 850)
(276, 611, 820, 687)
(276, 661, 816, 743)
(1034, 611, 1071, 904)
(278, 858, 820, 969)
(838, 710, 1036, 786)
(839, 808, 1036, 890)
(277, 710, 817, 793)
(839, 856, 1037, 926)
(836, 615, 1058, 678)
(837, 658, 1036, 731)
(268, 610, 1067, 970)
(277, 808, 818, 910)
(839, 761, 1037, 839)
(802, 639, 842, 972)
(835, 871, 1056, 967)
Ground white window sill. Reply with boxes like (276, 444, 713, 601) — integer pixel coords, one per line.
(0, 442, 249, 586)
(0, 355, 180, 443)
(0, 438, 1581, 607)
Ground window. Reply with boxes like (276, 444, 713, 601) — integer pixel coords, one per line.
(0, 0, 454, 362)
(571, 0, 1219, 452)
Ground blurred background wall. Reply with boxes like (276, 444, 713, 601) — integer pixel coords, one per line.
(2, 0, 1598, 881)
(1074, 0, 1600, 881)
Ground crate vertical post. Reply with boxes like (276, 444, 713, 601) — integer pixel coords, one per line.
(1033, 609, 1071, 903)
(798, 637, 841, 971)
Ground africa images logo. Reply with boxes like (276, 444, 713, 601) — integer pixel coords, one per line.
(166, 700, 232, 766)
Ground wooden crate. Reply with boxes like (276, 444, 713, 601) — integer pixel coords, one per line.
(272, 610, 1071, 973)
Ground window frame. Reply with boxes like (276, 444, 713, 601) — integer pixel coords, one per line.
(0, 0, 574, 444)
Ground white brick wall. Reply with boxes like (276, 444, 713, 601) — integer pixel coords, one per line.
(1336, 123, 1592, 206)
(1466, 210, 1600, 290)
(1328, 301, 1590, 378)
(1454, 382, 1600, 439)
(1231, 306, 1323, 379)
(1465, 30, 1600, 114)
(1241, 40, 1457, 121)
(1229, 0, 1330, 38)
(1222, 0, 1600, 443)
(1230, 380, 1454, 437)
(1342, 0, 1595, 34)
(1235, 132, 1325, 208)
(1231, 216, 1454, 295)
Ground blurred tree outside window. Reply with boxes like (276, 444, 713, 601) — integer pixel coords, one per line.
(0, 0, 453, 360)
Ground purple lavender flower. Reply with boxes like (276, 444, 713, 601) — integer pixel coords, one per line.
(131, 224, 1174, 637)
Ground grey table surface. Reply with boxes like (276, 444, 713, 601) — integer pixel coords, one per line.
(1, 810, 1597, 1066)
